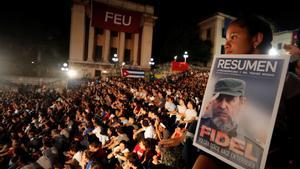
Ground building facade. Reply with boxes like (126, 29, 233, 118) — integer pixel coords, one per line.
(198, 12, 235, 65)
(272, 30, 299, 55)
(69, 0, 156, 78)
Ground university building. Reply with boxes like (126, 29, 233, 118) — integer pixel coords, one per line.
(198, 12, 235, 65)
(69, 0, 156, 78)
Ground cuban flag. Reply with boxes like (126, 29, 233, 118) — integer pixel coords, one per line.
(122, 69, 145, 78)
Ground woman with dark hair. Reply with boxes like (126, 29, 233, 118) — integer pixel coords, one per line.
(193, 15, 299, 169)
(224, 15, 273, 55)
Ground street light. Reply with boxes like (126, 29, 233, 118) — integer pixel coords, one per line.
(61, 62, 69, 72)
(63, 63, 68, 67)
(183, 51, 189, 62)
(67, 69, 77, 78)
(268, 48, 278, 56)
(149, 58, 155, 66)
(174, 55, 177, 61)
(112, 54, 119, 63)
(112, 54, 119, 75)
(60, 62, 74, 89)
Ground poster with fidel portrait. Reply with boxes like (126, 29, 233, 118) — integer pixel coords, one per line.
(193, 55, 290, 169)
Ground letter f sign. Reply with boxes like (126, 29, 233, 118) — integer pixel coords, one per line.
(105, 11, 114, 22)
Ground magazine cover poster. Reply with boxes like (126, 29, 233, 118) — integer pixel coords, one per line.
(193, 55, 290, 169)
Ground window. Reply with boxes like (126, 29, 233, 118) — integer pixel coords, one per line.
(221, 45, 225, 54)
(95, 45, 102, 61)
(125, 33, 132, 39)
(95, 70, 101, 77)
(124, 49, 131, 63)
(95, 28, 103, 35)
(111, 31, 118, 37)
(222, 28, 226, 38)
(206, 28, 211, 39)
(277, 43, 282, 49)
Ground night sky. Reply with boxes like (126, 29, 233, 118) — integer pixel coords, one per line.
(153, 0, 300, 62)
(0, 0, 299, 67)
(0, 0, 71, 66)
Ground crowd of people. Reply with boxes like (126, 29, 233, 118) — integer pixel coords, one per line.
(0, 70, 209, 169)
(1, 15, 300, 169)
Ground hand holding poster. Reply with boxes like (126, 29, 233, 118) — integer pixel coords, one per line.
(193, 55, 290, 169)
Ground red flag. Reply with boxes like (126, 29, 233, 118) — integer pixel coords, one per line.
(171, 61, 189, 72)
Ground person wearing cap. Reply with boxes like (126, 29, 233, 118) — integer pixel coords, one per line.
(201, 78, 246, 138)
(198, 78, 265, 168)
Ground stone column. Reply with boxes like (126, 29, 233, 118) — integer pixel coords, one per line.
(102, 29, 111, 63)
(87, 27, 95, 62)
(118, 32, 125, 63)
(69, 4, 85, 62)
(214, 17, 223, 56)
(133, 33, 139, 65)
(208, 16, 223, 66)
(140, 16, 155, 68)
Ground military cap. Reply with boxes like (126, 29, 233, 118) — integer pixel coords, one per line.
(214, 78, 246, 96)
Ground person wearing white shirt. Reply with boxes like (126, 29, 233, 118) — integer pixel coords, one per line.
(176, 99, 187, 122)
(144, 124, 155, 139)
(91, 125, 101, 138)
(165, 96, 176, 112)
(133, 119, 156, 140)
(182, 101, 197, 125)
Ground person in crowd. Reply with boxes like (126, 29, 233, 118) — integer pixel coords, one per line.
(164, 96, 176, 112)
(65, 143, 83, 168)
(122, 153, 143, 169)
(284, 44, 300, 56)
(180, 101, 197, 127)
(157, 123, 186, 169)
(193, 15, 299, 169)
(88, 139, 107, 164)
(155, 121, 171, 141)
(80, 150, 94, 169)
(133, 138, 148, 161)
(133, 119, 156, 140)
(167, 98, 187, 126)
(105, 127, 129, 150)
(0, 60, 211, 169)
(107, 141, 130, 167)
(284, 44, 300, 77)
(90, 161, 103, 169)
